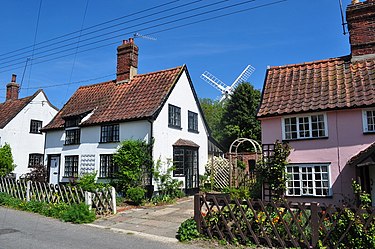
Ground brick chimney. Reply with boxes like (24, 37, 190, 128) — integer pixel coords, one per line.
(6, 74, 19, 101)
(346, 0, 375, 60)
(116, 38, 138, 82)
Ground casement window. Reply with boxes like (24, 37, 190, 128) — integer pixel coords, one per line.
(64, 155, 79, 178)
(30, 120, 42, 134)
(100, 124, 119, 143)
(173, 147, 198, 177)
(188, 111, 198, 132)
(65, 129, 80, 145)
(282, 114, 327, 140)
(28, 153, 44, 168)
(362, 109, 375, 133)
(99, 154, 118, 178)
(65, 117, 81, 128)
(286, 164, 330, 197)
(168, 104, 181, 128)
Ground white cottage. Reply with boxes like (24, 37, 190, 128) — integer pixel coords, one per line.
(43, 38, 210, 194)
(0, 74, 58, 178)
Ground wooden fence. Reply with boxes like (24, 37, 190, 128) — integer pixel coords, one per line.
(194, 193, 375, 248)
(0, 177, 116, 215)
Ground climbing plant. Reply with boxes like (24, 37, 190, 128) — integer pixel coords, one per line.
(256, 141, 291, 198)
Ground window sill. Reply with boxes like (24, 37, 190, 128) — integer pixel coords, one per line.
(282, 136, 328, 142)
(64, 143, 80, 146)
(99, 141, 120, 144)
(173, 174, 185, 177)
(168, 125, 182, 130)
(188, 129, 199, 134)
(286, 195, 333, 199)
(30, 132, 43, 135)
(363, 131, 375, 135)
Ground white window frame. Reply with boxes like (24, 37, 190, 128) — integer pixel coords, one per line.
(286, 163, 332, 197)
(362, 109, 375, 133)
(281, 113, 328, 140)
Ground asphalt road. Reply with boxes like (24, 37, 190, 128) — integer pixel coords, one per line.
(0, 207, 200, 249)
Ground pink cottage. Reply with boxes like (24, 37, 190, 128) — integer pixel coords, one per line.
(257, 0, 375, 205)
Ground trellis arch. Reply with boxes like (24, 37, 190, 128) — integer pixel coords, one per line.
(228, 138, 262, 188)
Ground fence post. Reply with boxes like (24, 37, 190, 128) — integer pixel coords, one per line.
(85, 191, 93, 210)
(111, 187, 117, 214)
(311, 203, 319, 248)
(26, 180, 31, 202)
(194, 193, 202, 233)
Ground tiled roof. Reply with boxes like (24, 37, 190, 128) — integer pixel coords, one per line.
(173, 138, 200, 148)
(43, 66, 185, 130)
(346, 142, 375, 167)
(0, 90, 42, 129)
(257, 56, 375, 117)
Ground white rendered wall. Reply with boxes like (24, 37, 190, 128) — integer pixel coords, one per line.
(44, 120, 150, 183)
(0, 92, 58, 178)
(152, 70, 209, 188)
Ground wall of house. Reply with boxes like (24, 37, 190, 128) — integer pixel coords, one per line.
(260, 108, 375, 205)
(0, 92, 58, 178)
(44, 120, 150, 184)
(153, 70, 209, 190)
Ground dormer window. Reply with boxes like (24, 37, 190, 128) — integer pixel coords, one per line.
(282, 113, 328, 140)
(64, 117, 81, 145)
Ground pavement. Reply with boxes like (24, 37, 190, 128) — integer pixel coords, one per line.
(88, 196, 194, 243)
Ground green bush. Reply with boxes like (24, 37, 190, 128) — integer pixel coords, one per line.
(126, 187, 146, 205)
(153, 159, 184, 199)
(60, 203, 96, 224)
(0, 143, 15, 177)
(0, 193, 95, 224)
(177, 218, 200, 242)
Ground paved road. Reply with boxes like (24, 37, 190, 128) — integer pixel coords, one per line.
(0, 207, 200, 249)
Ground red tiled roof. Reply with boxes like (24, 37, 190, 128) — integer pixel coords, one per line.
(43, 66, 185, 130)
(0, 90, 42, 129)
(257, 56, 375, 117)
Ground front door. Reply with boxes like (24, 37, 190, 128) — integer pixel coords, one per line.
(48, 155, 60, 184)
(369, 166, 375, 206)
(185, 149, 199, 195)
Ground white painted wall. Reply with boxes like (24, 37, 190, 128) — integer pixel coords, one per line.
(0, 91, 58, 178)
(44, 120, 150, 184)
(152, 70, 209, 189)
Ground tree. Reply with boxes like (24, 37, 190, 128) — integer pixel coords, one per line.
(0, 143, 15, 177)
(113, 140, 152, 194)
(199, 98, 225, 142)
(221, 83, 261, 150)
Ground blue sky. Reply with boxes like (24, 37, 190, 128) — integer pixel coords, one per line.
(0, 0, 352, 108)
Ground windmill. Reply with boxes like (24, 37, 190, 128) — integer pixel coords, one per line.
(200, 65, 255, 102)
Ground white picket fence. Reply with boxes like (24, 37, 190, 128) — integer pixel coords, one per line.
(0, 177, 116, 215)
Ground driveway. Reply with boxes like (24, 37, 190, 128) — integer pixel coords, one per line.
(90, 196, 194, 242)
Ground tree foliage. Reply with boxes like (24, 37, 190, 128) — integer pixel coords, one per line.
(200, 83, 261, 151)
(199, 98, 225, 142)
(221, 83, 261, 150)
(113, 140, 152, 193)
(0, 143, 15, 177)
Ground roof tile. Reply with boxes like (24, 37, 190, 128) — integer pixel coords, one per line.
(258, 56, 375, 117)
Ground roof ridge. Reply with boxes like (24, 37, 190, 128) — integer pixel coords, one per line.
(78, 80, 116, 89)
(134, 65, 183, 77)
(268, 55, 351, 70)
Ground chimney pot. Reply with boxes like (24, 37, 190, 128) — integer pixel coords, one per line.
(11, 74, 16, 82)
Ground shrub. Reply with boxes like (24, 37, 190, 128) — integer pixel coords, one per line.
(177, 218, 200, 242)
(113, 140, 152, 194)
(153, 159, 183, 199)
(0, 143, 15, 177)
(126, 187, 146, 205)
(60, 203, 96, 224)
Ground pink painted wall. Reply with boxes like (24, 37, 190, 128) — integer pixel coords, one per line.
(260, 108, 375, 205)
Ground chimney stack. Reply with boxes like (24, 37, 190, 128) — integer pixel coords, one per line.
(6, 74, 19, 101)
(116, 38, 138, 82)
(346, 0, 375, 60)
